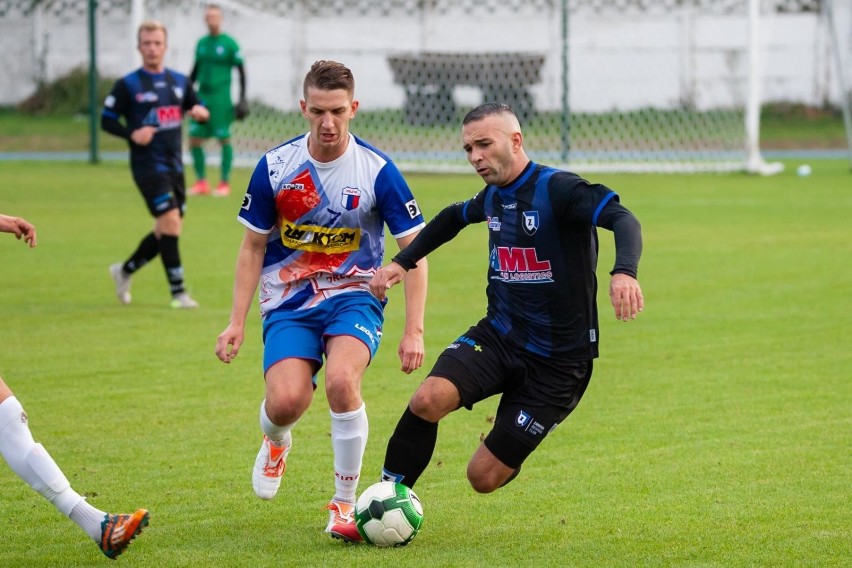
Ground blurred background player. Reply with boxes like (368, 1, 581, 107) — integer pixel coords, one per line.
(215, 60, 427, 543)
(102, 20, 209, 309)
(0, 212, 149, 559)
(188, 4, 247, 197)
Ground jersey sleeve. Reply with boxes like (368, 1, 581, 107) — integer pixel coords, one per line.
(230, 37, 244, 66)
(101, 78, 131, 139)
(237, 155, 277, 234)
(374, 161, 425, 238)
(548, 172, 619, 225)
(177, 72, 201, 111)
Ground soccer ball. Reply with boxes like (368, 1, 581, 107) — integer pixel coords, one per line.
(355, 481, 424, 547)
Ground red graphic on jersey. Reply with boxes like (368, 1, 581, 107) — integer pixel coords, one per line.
(274, 168, 349, 288)
(275, 168, 322, 223)
(279, 250, 350, 288)
(497, 247, 551, 272)
(156, 105, 182, 129)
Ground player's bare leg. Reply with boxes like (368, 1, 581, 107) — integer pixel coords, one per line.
(466, 443, 521, 494)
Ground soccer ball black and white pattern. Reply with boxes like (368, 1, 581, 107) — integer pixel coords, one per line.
(354, 481, 424, 547)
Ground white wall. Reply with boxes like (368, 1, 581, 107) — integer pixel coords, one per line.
(0, 4, 849, 113)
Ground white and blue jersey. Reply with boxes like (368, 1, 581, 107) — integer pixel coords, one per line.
(239, 133, 425, 320)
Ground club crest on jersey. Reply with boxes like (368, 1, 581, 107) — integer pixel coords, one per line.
(341, 187, 361, 210)
(172, 86, 184, 99)
(515, 410, 546, 435)
(523, 211, 540, 235)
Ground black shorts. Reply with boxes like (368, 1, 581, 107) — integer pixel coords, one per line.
(133, 172, 186, 217)
(429, 319, 593, 469)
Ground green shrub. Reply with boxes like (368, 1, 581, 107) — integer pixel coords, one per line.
(17, 67, 116, 116)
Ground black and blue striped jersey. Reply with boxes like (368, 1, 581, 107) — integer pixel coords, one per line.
(101, 68, 201, 177)
(394, 161, 642, 360)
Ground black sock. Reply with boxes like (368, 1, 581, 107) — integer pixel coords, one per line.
(123, 232, 159, 274)
(382, 406, 438, 488)
(158, 234, 185, 295)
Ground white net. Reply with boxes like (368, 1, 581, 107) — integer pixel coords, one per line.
(0, 0, 833, 172)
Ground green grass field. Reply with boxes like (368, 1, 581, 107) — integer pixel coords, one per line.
(0, 160, 849, 567)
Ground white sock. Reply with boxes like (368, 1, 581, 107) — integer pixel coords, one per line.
(69, 498, 108, 540)
(259, 399, 294, 447)
(0, 396, 104, 538)
(330, 403, 368, 504)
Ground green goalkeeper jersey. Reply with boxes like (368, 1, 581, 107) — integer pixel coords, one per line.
(194, 33, 243, 96)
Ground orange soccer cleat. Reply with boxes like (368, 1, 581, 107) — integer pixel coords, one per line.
(325, 500, 363, 543)
(98, 508, 150, 559)
(190, 179, 210, 195)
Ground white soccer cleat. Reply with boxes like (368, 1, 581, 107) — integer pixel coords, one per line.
(169, 292, 199, 309)
(252, 435, 290, 500)
(109, 263, 132, 305)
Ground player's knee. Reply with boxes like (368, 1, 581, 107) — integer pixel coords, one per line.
(466, 465, 500, 494)
(409, 378, 458, 422)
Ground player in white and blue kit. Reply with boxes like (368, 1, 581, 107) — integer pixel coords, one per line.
(215, 61, 428, 543)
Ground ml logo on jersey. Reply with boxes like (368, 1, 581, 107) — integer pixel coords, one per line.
(492, 246, 554, 283)
(487, 216, 501, 231)
(523, 211, 540, 235)
(280, 222, 360, 253)
(341, 187, 361, 211)
(141, 105, 182, 129)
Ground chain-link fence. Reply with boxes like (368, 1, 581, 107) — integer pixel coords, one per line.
(0, 0, 844, 171)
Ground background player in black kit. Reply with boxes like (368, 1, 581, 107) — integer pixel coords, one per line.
(102, 20, 210, 309)
(370, 102, 644, 494)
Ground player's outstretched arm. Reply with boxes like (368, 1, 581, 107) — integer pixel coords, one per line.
(0, 214, 37, 247)
(395, 232, 428, 374)
(609, 273, 644, 321)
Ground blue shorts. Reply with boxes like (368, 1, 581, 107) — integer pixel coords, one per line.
(261, 292, 384, 378)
